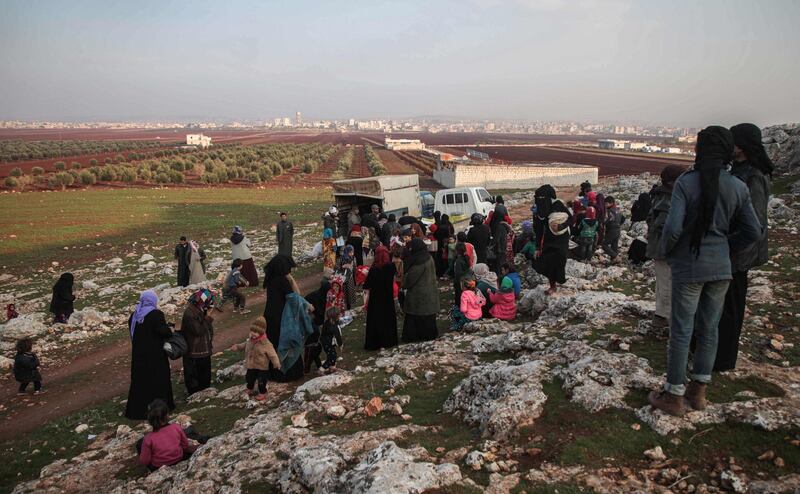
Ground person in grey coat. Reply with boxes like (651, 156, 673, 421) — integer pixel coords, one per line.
(714, 123, 773, 371)
(648, 126, 763, 417)
(645, 165, 687, 327)
(276, 212, 294, 259)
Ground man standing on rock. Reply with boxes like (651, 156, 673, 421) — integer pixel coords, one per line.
(276, 212, 294, 260)
(174, 236, 191, 287)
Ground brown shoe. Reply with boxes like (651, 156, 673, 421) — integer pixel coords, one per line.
(648, 390, 687, 417)
(684, 381, 707, 410)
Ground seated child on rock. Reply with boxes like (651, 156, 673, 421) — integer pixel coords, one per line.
(450, 274, 485, 330)
(14, 337, 43, 395)
(6, 303, 19, 321)
(137, 399, 198, 471)
(321, 307, 343, 373)
(499, 263, 522, 299)
(488, 276, 518, 321)
(230, 316, 281, 401)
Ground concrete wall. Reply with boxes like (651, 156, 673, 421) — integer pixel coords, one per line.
(433, 163, 598, 189)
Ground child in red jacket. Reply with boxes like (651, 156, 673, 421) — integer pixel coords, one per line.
(488, 277, 517, 321)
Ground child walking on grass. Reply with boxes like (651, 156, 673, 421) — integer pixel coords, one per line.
(14, 337, 43, 395)
(321, 307, 343, 373)
(137, 399, 198, 471)
(230, 317, 280, 401)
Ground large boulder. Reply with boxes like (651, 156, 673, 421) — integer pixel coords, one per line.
(339, 441, 462, 494)
(0, 314, 48, 341)
(443, 359, 549, 439)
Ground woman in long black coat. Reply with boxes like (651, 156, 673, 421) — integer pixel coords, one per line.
(364, 245, 398, 350)
(263, 254, 304, 382)
(50, 272, 76, 323)
(125, 290, 175, 420)
(531, 185, 572, 295)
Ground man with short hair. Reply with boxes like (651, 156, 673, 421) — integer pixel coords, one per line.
(276, 212, 294, 259)
(174, 236, 191, 287)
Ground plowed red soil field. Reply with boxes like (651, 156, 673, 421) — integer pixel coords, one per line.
(446, 146, 691, 176)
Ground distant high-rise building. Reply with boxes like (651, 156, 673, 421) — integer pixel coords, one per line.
(296, 112, 302, 127)
(348, 118, 355, 127)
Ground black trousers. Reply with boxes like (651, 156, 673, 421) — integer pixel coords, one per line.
(19, 381, 42, 392)
(183, 356, 212, 395)
(715, 270, 749, 371)
(245, 368, 269, 394)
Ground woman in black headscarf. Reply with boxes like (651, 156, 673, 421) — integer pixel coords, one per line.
(531, 185, 572, 295)
(402, 238, 440, 342)
(434, 214, 454, 276)
(50, 273, 76, 323)
(630, 193, 652, 223)
(262, 254, 303, 381)
(715, 123, 773, 371)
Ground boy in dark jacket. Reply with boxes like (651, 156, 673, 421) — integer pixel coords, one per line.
(14, 337, 43, 395)
(601, 196, 624, 261)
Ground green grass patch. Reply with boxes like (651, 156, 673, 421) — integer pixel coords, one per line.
(0, 187, 331, 272)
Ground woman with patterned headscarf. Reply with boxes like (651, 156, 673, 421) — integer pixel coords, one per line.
(181, 289, 216, 395)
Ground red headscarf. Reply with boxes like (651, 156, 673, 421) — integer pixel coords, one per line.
(587, 191, 598, 205)
(572, 198, 585, 214)
(373, 245, 390, 268)
(585, 206, 597, 220)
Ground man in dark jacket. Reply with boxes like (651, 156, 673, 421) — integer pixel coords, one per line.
(715, 123, 773, 371)
(601, 196, 624, 261)
(382, 214, 399, 247)
(174, 237, 191, 287)
(181, 291, 215, 395)
(467, 213, 491, 264)
(276, 212, 294, 259)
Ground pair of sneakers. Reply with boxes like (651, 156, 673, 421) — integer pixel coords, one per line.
(236, 306, 251, 315)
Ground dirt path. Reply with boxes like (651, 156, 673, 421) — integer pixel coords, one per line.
(0, 274, 323, 441)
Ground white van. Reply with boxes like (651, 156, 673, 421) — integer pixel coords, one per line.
(434, 187, 495, 223)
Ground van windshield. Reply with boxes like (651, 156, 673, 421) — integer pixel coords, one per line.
(477, 189, 492, 202)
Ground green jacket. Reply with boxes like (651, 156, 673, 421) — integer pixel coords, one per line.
(403, 255, 440, 316)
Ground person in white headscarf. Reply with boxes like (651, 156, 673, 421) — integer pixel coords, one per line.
(187, 240, 206, 285)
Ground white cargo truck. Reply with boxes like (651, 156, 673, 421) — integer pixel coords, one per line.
(332, 174, 422, 219)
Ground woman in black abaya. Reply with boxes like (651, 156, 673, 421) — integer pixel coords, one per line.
(263, 254, 304, 382)
(50, 273, 76, 323)
(531, 185, 573, 295)
(125, 290, 175, 420)
(364, 245, 398, 350)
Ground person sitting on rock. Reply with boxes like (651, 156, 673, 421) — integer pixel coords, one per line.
(499, 263, 522, 299)
(451, 274, 484, 331)
(6, 303, 19, 321)
(137, 399, 198, 472)
(488, 276, 518, 321)
(230, 317, 281, 401)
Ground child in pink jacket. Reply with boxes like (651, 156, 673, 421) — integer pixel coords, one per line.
(489, 277, 517, 321)
(460, 279, 485, 320)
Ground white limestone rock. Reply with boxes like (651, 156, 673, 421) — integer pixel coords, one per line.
(339, 441, 462, 494)
(444, 359, 549, 439)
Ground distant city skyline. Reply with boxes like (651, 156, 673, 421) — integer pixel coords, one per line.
(2, 0, 799, 127)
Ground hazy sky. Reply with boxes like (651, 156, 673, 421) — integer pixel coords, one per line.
(1, 0, 798, 126)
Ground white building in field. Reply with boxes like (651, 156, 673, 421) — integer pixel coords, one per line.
(385, 138, 426, 151)
(598, 139, 626, 150)
(186, 133, 212, 148)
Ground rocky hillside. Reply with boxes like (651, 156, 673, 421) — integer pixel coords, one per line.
(10, 166, 800, 493)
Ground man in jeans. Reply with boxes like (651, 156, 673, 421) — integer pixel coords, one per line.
(649, 126, 762, 417)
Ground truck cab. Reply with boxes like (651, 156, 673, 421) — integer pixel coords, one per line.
(434, 187, 495, 223)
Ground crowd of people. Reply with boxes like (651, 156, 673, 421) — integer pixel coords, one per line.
(8, 123, 775, 470)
